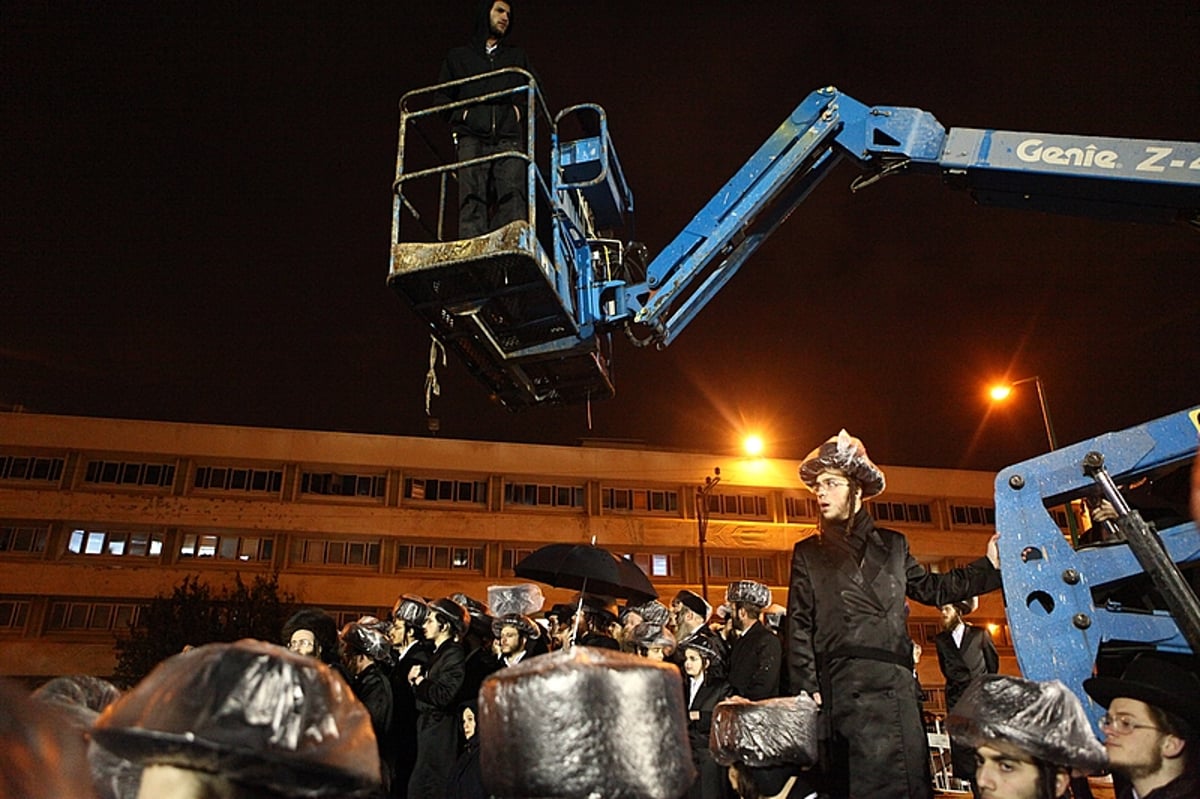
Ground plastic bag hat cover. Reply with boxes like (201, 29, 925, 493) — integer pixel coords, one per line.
(491, 613, 540, 640)
(479, 647, 695, 799)
(91, 639, 382, 797)
(1, 679, 100, 799)
(31, 674, 122, 730)
(343, 622, 392, 663)
(488, 583, 546, 618)
(947, 674, 1107, 776)
(798, 429, 886, 499)
(621, 600, 670, 626)
(32, 674, 122, 714)
(28, 677, 139, 799)
(725, 580, 772, 610)
(710, 694, 820, 768)
(631, 622, 676, 654)
(427, 597, 472, 637)
(679, 632, 726, 668)
(393, 594, 428, 625)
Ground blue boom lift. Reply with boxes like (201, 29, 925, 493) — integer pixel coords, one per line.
(390, 75, 1200, 732)
(390, 76, 1198, 409)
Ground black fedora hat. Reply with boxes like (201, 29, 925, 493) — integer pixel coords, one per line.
(1084, 653, 1200, 734)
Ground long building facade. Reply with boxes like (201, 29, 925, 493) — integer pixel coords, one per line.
(0, 412, 1019, 701)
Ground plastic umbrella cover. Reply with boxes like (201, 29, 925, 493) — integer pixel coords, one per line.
(710, 694, 820, 768)
(480, 647, 695, 799)
(91, 639, 382, 797)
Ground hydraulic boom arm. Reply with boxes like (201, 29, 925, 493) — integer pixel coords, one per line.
(620, 86, 1200, 348)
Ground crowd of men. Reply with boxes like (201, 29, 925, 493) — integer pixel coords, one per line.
(273, 579, 790, 799)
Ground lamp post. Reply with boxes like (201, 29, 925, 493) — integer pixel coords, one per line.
(696, 467, 721, 603)
(989, 375, 1079, 544)
(989, 376, 1059, 450)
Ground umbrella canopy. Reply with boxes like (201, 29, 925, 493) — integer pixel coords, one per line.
(515, 543, 658, 604)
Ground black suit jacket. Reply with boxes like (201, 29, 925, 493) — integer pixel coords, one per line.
(934, 623, 999, 711)
(727, 621, 781, 700)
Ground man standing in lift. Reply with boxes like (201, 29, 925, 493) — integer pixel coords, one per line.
(437, 1, 534, 239)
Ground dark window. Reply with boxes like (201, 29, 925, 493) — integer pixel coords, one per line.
(397, 544, 484, 573)
(949, 504, 996, 528)
(405, 477, 487, 505)
(0, 524, 50, 554)
(194, 465, 282, 494)
(82, 459, 174, 488)
(298, 538, 381, 568)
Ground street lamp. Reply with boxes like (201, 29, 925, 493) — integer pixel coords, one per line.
(988, 376, 1059, 450)
(989, 375, 1079, 544)
(743, 434, 764, 457)
(696, 467, 721, 603)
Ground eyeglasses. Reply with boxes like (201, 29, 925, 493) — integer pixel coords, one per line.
(813, 478, 850, 492)
(1099, 714, 1161, 735)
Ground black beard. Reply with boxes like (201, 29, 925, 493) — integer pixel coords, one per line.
(490, 24, 506, 40)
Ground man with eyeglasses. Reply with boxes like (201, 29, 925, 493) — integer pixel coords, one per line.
(786, 430, 1003, 798)
(1084, 653, 1200, 799)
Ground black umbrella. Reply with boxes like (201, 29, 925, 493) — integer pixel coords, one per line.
(514, 541, 658, 604)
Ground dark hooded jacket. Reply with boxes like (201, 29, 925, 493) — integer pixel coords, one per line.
(437, 1, 533, 141)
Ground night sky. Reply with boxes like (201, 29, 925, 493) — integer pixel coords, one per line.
(4, 2, 1198, 473)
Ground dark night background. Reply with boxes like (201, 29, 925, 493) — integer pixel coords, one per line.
(3, 2, 1198, 471)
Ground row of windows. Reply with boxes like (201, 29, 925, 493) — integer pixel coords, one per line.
(0, 523, 49, 554)
(194, 465, 284, 493)
(67, 529, 164, 558)
(0, 452, 1007, 528)
(397, 544, 485, 572)
(783, 496, 820, 520)
(0, 600, 30, 630)
(602, 487, 679, 513)
(951, 504, 996, 527)
(180, 533, 273, 562)
(627, 551, 678, 578)
(46, 600, 142, 632)
(0, 455, 64, 483)
(301, 472, 387, 498)
(505, 482, 585, 508)
(705, 493, 769, 519)
(869, 501, 934, 525)
(404, 477, 488, 504)
(299, 538, 381, 568)
(1, 598, 386, 637)
(84, 459, 176, 488)
(707, 554, 777, 583)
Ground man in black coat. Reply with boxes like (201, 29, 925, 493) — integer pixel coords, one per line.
(387, 595, 433, 799)
(725, 580, 781, 701)
(437, 1, 534, 238)
(786, 430, 1002, 799)
(407, 598, 469, 799)
(934, 597, 999, 792)
(342, 621, 396, 794)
